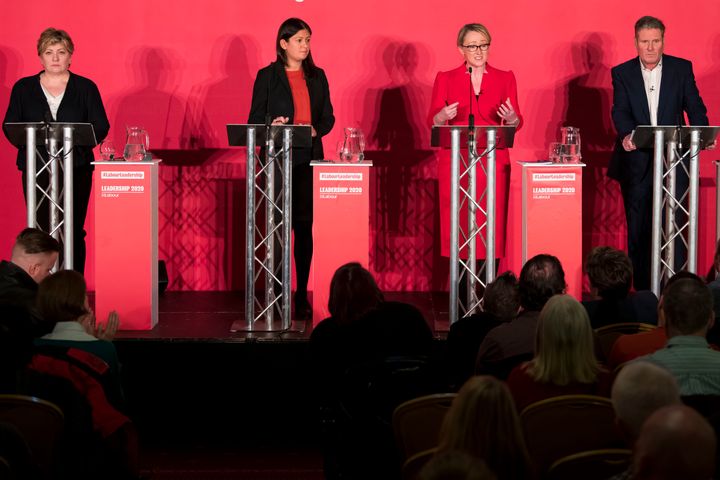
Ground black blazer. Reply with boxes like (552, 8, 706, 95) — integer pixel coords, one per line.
(248, 61, 334, 162)
(3, 71, 110, 170)
(609, 54, 708, 184)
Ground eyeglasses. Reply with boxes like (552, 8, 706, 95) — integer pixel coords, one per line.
(462, 44, 490, 52)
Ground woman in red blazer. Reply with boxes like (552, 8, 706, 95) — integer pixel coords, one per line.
(428, 23, 522, 262)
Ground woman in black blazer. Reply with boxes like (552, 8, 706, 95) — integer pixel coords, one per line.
(3, 28, 110, 275)
(248, 17, 335, 320)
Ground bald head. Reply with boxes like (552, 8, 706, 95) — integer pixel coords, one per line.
(634, 405, 716, 480)
(612, 361, 681, 440)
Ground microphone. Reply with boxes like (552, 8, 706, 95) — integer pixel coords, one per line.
(468, 66, 475, 147)
(43, 110, 53, 151)
(677, 113, 683, 151)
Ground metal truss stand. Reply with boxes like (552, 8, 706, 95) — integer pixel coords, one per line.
(3, 122, 97, 271)
(632, 125, 719, 297)
(227, 123, 311, 332)
(432, 125, 516, 324)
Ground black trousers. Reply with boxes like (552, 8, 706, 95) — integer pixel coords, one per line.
(22, 164, 93, 274)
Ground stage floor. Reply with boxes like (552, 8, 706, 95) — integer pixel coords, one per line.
(114, 291, 451, 341)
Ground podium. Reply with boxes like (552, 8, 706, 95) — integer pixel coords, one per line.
(631, 125, 720, 296)
(93, 160, 160, 330)
(227, 123, 311, 332)
(4, 122, 97, 269)
(310, 160, 372, 324)
(431, 124, 516, 324)
(520, 162, 585, 299)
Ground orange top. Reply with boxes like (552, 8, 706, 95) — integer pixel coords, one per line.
(286, 69, 311, 125)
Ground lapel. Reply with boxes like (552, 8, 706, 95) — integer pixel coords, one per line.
(272, 61, 292, 96)
(656, 56, 674, 125)
(628, 59, 651, 125)
(306, 72, 317, 113)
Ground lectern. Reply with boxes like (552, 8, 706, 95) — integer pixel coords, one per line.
(631, 125, 719, 296)
(431, 125, 515, 324)
(227, 123, 311, 332)
(4, 122, 96, 269)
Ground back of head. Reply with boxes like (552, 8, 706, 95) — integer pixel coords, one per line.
(10, 228, 61, 283)
(519, 254, 566, 311)
(438, 376, 530, 478)
(482, 271, 519, 320)
(611, 361, 681, 440)
(634, 405, 716, 480)
(419, 451, 496, 480)
(37, 270, 88, 324)
(529, 294, 598, 385)
(328, 262, 384, 325)
(586, 246, 633, 300)
(662, 277, 713, 336)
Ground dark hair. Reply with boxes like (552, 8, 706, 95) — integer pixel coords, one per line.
(37, 270, 88, 324)
(15, 228, 61, 255)
(663, 277, 713, 335)
(275, 18, 317, 78)
(635, 16, 665, 37)
(586, 246, 633, 300)
(519, 254, 566, 311)
(328, 262, 384, 325)
(482, 271, 519, 320)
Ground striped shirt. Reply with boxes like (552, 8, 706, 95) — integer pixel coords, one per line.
(643, 335, 720, 395)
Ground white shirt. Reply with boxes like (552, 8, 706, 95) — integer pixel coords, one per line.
(40, 84, 65, 121)
(41, 321, 97, 342)
(640, 57, 662, 126)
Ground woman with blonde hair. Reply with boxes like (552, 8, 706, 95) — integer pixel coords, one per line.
(437, 376, 532, 480)
(507, 294, 612, 411)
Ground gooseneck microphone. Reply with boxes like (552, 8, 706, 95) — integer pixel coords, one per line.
(468, 66, 475, 148)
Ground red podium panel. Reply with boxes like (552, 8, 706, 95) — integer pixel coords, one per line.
(311, 161, 372, 324)
(93, 160, 159, 330)
(521, 163, 584, 299)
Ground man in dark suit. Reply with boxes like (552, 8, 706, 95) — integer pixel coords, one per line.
(609, 15, 713, 290)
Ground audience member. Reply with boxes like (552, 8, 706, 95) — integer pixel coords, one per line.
(0, 228, 60, 336)
(606, 271, 700, 371)
(419, 451, 496, 480)
(475, 254, 566, 378)
(582, 246, 657, 328)
(632, 405, 716, 480)
(445, 272, 519, 389)
(506, 294, 612, 411)
(436, 376, 532, 480)
(611, 361, 681, 444)
(706, 238, 720, 345)
(643, 276, 720, 395)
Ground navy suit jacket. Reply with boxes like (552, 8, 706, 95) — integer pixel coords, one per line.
(609, 54, 708, 185)
(248, 61, 334, 162)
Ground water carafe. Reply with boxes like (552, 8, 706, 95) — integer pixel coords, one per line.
(337, 127, 365, 163)
(124, 126, 150, 162)
(559, 126, 582, 163)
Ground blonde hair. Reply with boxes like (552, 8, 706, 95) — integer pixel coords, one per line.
(37, 28, 74, 56)
(527, 294, 600, 385)
(438, 376, 531, 479)
(456, 24, 491, 47)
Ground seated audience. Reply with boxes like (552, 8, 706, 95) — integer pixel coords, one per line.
(476, 254, 566, 379)
(582, 246, 657, 328)
(419, 451, 496, 480)
(706, 239, 720, 345)
(445, 272, 519, 389)
(632, 405, 716, 480)
(643, 276, 720, 395)
(436, 376, 532, 480)
(506, 294, 612, 411)
(0, 228, 60, 336)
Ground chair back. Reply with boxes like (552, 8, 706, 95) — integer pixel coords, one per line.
(402, 448, 436, 480)
(547, 449, 632, 480)
(520, 395, 623, 475)
(392, 393, 456, 460)
(0, 394, 64, 477)
(595, 323, 656, 360)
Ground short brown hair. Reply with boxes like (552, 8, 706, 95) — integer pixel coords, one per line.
(37, 28, 74, 56)
(457, 24, 492, 47)
(482, 271, 519, 320)
(662, 277, 713, 335)
(37, 270, 88, 324)
(586, 246, 633, 300)
(634, 16, 665, 38)
(15, 228, 61, 255)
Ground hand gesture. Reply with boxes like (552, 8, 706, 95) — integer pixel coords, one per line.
(95, 310, 120, 340)
(497, 98, 519, 125)
(434, 102, 459, 125)
(622, 133, 637, 152)
(271, 116, 289, 125)
(707, 140, 717, 151)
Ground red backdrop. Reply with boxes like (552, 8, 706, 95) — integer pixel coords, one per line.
(1, 1, 719, 291)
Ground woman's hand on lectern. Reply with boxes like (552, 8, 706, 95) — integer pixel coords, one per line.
(271, 116, 289, 125)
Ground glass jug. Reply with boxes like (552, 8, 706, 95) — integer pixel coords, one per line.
(560, 126, 581, 163)
(337, 127, 365, 163)
(124, 126, 150, 162)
